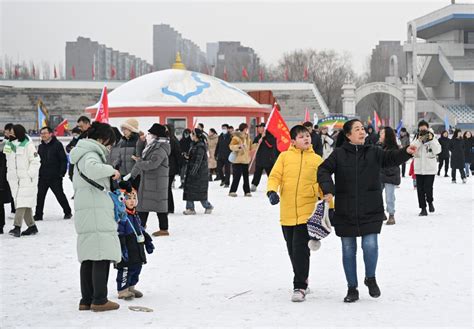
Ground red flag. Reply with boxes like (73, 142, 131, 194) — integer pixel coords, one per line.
(242, 67, 249, 79)
(92, 64, 95, 79)
(130, 66, 136, 80)
(259, 68, 264, 81)
(54, 65, 58, 79)
(14, 66, 19, 78)
(71, 65, 76, 79)
(304, 108, 310, 122)
(223, 66, 228, 81)
(284, 66, 289, 81)
(373, 111, 382, 132)
(110, 65, 116, 78)
(265, 103, 291, 152)
(94, 86, 109, 123)
(303, 65, 309, 80)
(55, 119, 69, 136)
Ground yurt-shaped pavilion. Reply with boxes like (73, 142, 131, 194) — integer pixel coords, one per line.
(86, 55, 271, 134)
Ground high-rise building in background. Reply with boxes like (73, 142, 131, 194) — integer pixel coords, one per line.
(214, 41, 260, 81)
(65, 37, 152, 80)
(153, 24, 206, 72)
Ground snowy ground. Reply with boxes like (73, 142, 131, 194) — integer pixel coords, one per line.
(0, 173, 472, 328)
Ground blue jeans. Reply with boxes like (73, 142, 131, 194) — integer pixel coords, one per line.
(382, 183, 396, 215)
(186, 200, 213, 210)
(341, 234, 378, 288)
(465, 163, 471, 177)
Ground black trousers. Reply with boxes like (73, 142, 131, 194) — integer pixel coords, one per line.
(0, 203, 4, 230)
(80, 260, 110, 305)
(35, 177, 72, 218)
(415, 175, 435, 209)
(282, 225, 310, 290)
(216, 158, 231, 185)
(139, 211, 168, 230)
(401, 162, 406, 177)
(451, 168, 466, 181)
(438, 157, 449, 175)
(230, 164, 250, 194)
(168, 175, 175, 213)
(251, 164, 274, 187)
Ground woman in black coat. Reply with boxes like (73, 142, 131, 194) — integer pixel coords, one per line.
(165, 125, 183, 213)
(462, 131, 473, 177)
(318, 119, 416, 303)
(437, 130, 450, 177)
(0, 144, 13, 234)
(179, 129, 192, 188)
(182, 128, 213, 215)
(449, 129, 466, 183)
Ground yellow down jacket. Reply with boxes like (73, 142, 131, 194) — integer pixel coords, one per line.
(267, 145, 324, 226)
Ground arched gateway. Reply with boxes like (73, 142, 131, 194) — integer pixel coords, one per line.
(342, 79, 417, 131)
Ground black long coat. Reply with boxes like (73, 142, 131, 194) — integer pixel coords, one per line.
(438, 136, 451, 159)
(449, 138, 465, 169)
(215, 133, 232, 160)
(0, 148, 12, 204)
(38, 136, 68, 179)
(253, 132, 278, 168)
(318, 142, 412, 237)
(463, 137, 473, 164)
(183, 141, 209, 201)
(168, 137, 183, 177)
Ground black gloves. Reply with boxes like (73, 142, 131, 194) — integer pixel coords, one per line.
(267, 191, 280, 205)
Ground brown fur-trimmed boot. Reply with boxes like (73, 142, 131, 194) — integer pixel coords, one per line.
(386, 214, 395, 225)
(129, 286, 143, 298)
(90, 300, 120, 312)
(118, 289, 134, 300)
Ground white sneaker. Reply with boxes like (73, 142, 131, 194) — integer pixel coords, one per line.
(250, 184, 257, 192)
(183, 209, 196, 215)
(462, 178, 467, 184)
(291, 289, 306, 302)
(204, 207, 214, 214)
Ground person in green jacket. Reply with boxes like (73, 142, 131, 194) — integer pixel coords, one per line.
(70, 121, 122, 312)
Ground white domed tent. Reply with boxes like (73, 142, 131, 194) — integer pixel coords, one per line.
(86, 69, 271, 133)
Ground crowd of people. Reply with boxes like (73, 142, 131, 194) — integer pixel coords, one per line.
(0, 115, 473, 309)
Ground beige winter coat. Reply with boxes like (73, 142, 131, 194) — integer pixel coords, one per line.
(207, 134, 218, 169)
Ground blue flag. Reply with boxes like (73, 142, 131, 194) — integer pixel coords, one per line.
(37, 102, 47, 130)
(444, 114, 450, 132)
(395, 119, 403, 137)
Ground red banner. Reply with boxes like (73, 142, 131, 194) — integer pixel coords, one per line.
(265, 104, 291, 152)
(242, 67, 249, 79)
(55, 119, 69, 136)
(94, 86, 109, 123)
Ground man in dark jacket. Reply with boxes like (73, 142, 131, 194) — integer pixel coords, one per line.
(437, 130, 450, 177)
(303, 122, 323, 156)
(66, 116, 91, 181)
(215, 124, 232, 187)
(34, 126, 72, 221)
(365, 126, 379, 145)
(250, 123, 278, 191)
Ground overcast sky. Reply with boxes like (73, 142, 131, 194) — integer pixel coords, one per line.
(0, 0, 465, 74)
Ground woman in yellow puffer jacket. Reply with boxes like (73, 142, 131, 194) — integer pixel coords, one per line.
(228, 123, 256, 197)
(266, 125, 323, 302)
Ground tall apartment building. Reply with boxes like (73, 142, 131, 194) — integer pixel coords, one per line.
(153, 24, 206, 72)
(214, 41, 260, 81)
(65, 37, 152, 80)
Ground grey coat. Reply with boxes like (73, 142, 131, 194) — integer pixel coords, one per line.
(113, 134, 145, 175)
(131, 138, 170, 213)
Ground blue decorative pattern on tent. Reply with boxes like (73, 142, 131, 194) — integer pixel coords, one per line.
(162, 72, 211, 103)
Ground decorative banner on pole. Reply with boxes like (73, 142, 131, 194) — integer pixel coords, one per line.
(317, 115, 349, 130)
(304, 108, 311, 122)
(94, 86, 109, 123)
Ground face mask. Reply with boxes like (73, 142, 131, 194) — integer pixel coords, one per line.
(222, 129, 228, 134)
(146, 134, 155, 144)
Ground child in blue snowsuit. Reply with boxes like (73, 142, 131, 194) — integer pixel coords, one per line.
(116, 183, 154, 300)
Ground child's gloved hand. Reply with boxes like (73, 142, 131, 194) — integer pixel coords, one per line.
(122, 173, 132, 181)
(267, 191, 280, 205)
(144, 231, 154, 254)
(122, 248, 129, 262)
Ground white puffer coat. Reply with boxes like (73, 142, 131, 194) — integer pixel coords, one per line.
(411, 130, 441, 175)
(4, 138, 41, 208)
